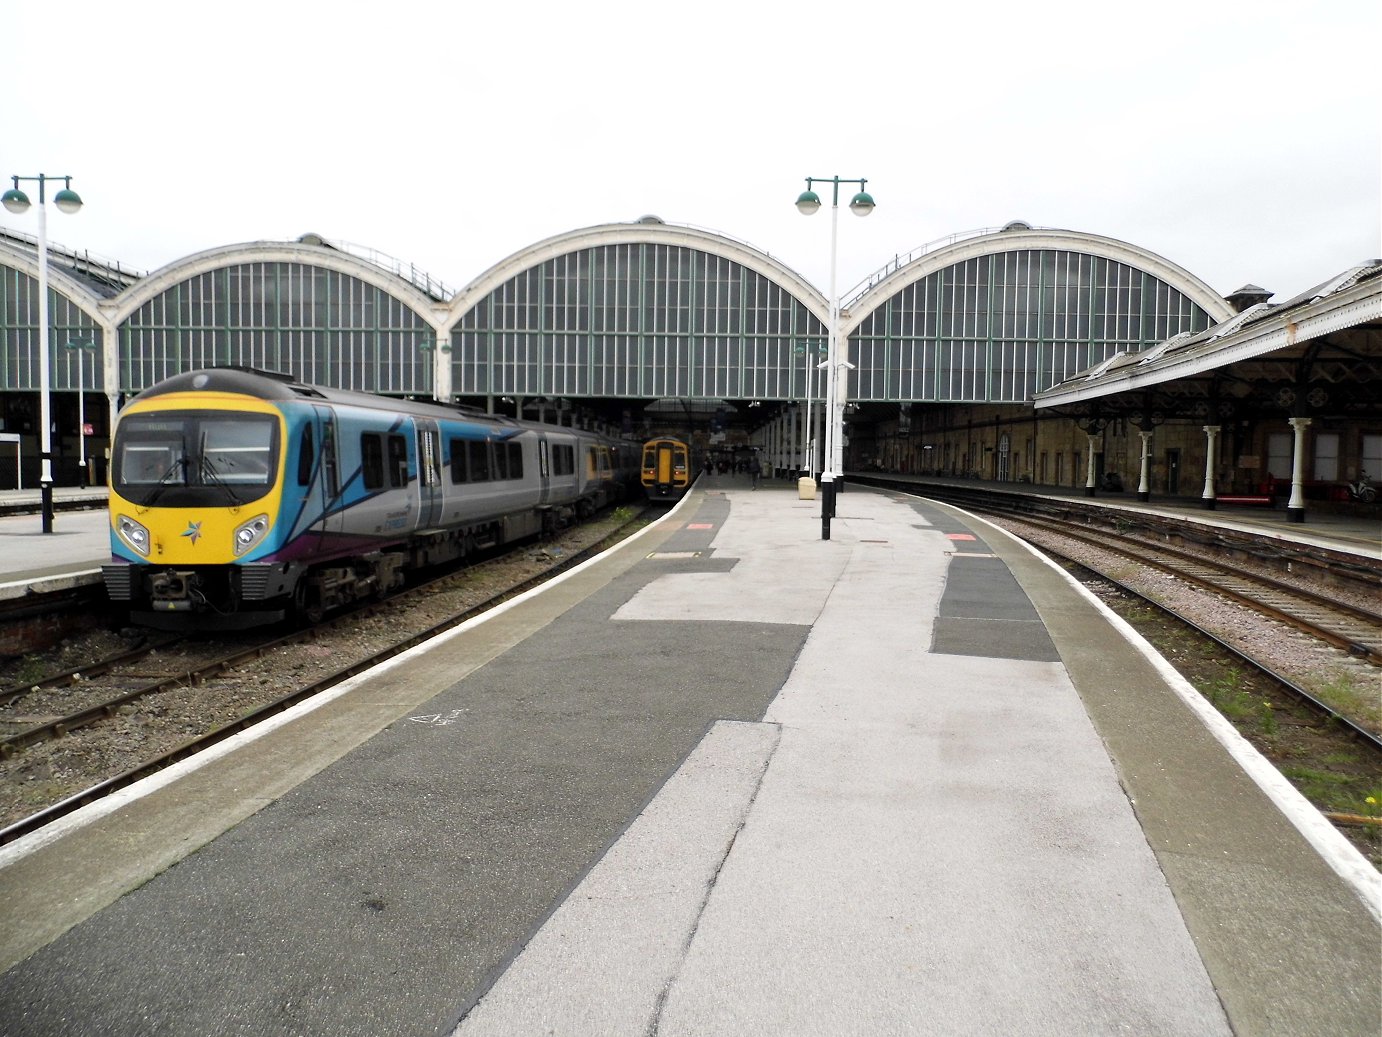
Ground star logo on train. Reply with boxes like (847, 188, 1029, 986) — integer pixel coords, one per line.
(181, 521, 203, 544)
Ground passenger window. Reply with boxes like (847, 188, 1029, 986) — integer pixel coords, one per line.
(468, 440, 490, 482)
(507, 443, 523, 480)
(361, 434, 384, 490)
(448, 438, 467, 484)
(388, 435, 407, 488)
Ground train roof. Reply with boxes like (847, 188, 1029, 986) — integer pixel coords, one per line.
(132, 367, 526, 427)
(127, 368, 645, 446)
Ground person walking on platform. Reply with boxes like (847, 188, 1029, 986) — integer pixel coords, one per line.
(749, 453, 762, 489)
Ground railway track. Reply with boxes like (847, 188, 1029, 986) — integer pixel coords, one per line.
(1001, 513, 1382, 666)
(0, 507, 649, 844)
(999, 518, 1382, 753)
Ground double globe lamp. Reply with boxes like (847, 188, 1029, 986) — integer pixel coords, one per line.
(795, 177, 874, 540)
(3, 175, 84, 533)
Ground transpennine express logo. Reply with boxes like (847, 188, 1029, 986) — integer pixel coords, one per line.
(182, 520, 203, 545)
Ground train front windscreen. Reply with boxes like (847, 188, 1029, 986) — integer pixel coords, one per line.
(112, 411, 279, 507)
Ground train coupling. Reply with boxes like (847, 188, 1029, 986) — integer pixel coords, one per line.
(149, 570, 197, 611)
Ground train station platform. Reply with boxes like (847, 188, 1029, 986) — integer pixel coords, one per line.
(1, 476, 1376, 604)
(0, 482, 1378, 1036)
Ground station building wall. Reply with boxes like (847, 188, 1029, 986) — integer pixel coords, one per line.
(855, 403, 1381, 504)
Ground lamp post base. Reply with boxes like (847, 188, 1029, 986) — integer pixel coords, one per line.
(820, 479, 836, 540)
(40, 481, 54, 534)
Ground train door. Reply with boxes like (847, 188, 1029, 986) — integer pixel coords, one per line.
(650, 441, 672, 486)
(416, 417, 443, 527)
(308, 405, 342, 544)
(536, 436, 553, 505)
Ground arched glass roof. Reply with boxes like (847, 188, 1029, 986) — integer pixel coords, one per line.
(0, 221, 1231, 406)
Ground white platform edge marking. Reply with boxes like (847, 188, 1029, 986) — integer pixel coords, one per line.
(0, 568, 102, 592)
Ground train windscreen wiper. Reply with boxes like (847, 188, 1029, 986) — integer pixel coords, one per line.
(198, 456, 247, 506)
(142, 457, 187, 505)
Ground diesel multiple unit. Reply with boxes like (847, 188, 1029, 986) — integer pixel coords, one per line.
(640, 437, 697, 502)
(102, 368, 637, 628)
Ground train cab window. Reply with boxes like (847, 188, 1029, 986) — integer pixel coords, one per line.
(361, 433, 385, 490)
(122, 440, 183, 485)
(388, 435, 407, 488)
(200, 419, 274, 485)
(297, 426, 314, 486)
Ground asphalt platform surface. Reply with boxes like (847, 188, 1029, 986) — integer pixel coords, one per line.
(0, 480, 1377, 1036)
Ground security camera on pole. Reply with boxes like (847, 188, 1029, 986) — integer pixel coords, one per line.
(795, 176, 874, 541)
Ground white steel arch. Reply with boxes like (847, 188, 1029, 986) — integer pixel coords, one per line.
(0, 239, 109, 329)
(842, 226, 1234, 336)
(446, 221, 829, 332)
(111, 240, 449, 327)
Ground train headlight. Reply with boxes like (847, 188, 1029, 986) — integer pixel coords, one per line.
(233, 514, 270, 557)
(116, 515, 151, 557)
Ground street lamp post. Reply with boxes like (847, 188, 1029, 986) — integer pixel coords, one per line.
(65, 338, 97, 481)
(3, 174, 83, 533)
(796, 176, 874, 540)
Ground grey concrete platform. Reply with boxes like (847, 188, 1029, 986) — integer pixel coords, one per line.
(0, 490, 110, 602)
(0, 483, 1377, 1036)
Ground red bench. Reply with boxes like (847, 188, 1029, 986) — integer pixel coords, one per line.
(1216, 495, 1274, 506)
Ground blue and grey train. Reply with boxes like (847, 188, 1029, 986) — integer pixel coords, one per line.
(102, 367, 638, 629)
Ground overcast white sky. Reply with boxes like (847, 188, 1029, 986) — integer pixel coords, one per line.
(4, 0, 1378, 304)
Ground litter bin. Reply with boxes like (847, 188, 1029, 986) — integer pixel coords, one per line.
(797, 476, 817, 500)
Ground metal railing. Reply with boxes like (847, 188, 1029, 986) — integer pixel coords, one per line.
(843, 226, 1017, 307)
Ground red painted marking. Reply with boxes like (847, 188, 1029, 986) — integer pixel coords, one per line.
(946, 533, 977, 541)
(686, 523, 714, 529)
